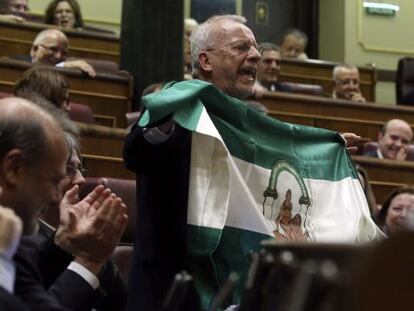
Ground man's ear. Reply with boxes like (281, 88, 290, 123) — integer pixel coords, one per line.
(2, 149, 26, 187)
(378, 131, 384, 143)
(198, 52, 213, 72)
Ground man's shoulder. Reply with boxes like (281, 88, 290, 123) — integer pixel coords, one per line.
(0, 287, 29, 311)
(363, 149, 379, 158)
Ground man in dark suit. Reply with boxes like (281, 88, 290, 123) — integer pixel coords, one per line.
(28, 131, 127, 310)
(0, 97, 127, 310)
(124, 15, 262, 311)
(255, 42, 293, 93)
(364, 119, 413, 160)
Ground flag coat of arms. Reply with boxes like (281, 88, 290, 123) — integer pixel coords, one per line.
(139, 79, 383, 308)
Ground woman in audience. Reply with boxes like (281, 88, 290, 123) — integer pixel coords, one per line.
(44, 0, 83, 29)
(14, 66, 71, 112)
(376, 187, 414, 236)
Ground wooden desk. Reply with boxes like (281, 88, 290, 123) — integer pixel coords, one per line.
(0, 20, 119, 62)
(352, 156, 414, 204)
(279, 58, 377, 102)
(0, 58, 132, 127)
(78, 123, 134, 179)
(260, 92, 414, 141)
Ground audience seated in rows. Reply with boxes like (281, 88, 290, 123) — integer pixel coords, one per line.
(363, 119, 413, 161)
(45, 0, 82, 30)
(254, 42, 323, 97)
(376, 187, 414, 236)
(332, 64, 366, 102)
(279, 28, 308, 60)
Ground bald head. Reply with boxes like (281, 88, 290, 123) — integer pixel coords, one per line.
(0, 97, 67, 234)
(378, 119, 413, 160)
(30, 29, 69, 65)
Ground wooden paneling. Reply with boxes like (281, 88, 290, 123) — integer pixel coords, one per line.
(83, 154, 134, 180)
(0, 58, 132, 127)
(78, 123, 134, 179)
(279, 58, 377, 102)
(352, 156, 414, 204)
(0, 20, 119, 62)
(260, 92, 414, 141)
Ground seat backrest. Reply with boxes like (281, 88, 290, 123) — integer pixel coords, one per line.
(111, 244, 133, 283)
(79, 177, 137, 243)
(396, 57, 414, 105)
(282, 82, 324, 96)
(69, 102, 95, 124)
(0, 92, 11, 99)
(82, 58, 120, 74)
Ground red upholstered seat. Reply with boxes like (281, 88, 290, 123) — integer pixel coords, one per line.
(69, 102, 95, 124)
(0, 92, 11, 99)
(396, 57, 414, 105)
(111, 244, 133, 283)
(79, 177, 136, 243)
(282, 82, 324, 96)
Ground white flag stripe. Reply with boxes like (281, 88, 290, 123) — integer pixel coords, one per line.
(187, 106, 382, 242)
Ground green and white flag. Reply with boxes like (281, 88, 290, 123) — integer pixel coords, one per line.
(139, 79, 382, 308)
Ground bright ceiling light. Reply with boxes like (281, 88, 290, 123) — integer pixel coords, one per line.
(363, 1, 400, 11)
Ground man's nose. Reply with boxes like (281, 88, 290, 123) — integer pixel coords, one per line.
(247, 46, 261, 61)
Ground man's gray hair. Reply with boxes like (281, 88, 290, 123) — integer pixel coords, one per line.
(190, 15, 247, 76)
(0, 107, 47, 166)
(280, 28, 308, 46)
(261, 42, 279, 53)
(332, 64, 358, 81)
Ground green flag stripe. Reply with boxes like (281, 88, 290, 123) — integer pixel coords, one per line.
(187, 224, 271, 308)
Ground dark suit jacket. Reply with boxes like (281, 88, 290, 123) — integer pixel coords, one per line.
(363, 149, 379, 158)
(14, 234, 96, 311)
(20, 221, 127, 311)
(0, 286, 29, 311)
(123, 122, 197, 311)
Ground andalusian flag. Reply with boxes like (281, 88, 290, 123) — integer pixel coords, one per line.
(139, 79, 382, 308)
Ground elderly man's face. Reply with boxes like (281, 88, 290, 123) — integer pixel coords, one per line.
(204, 20, 261, 99)
(334, 67, 361, 100)
(31, 33, 68, 65)
(257, 50, 281, 86)
(280, 34, 305, 59)
(12, 133, 67, 235)
(9, 0, 28, 19)
(378, 120, 413, 160)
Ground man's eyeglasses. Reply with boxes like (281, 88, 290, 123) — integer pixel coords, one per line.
(37, 44, 68, 57)
(231, 41, 263, 55)
(66, 163, 87, 177)
(206, 41, 263, 55)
